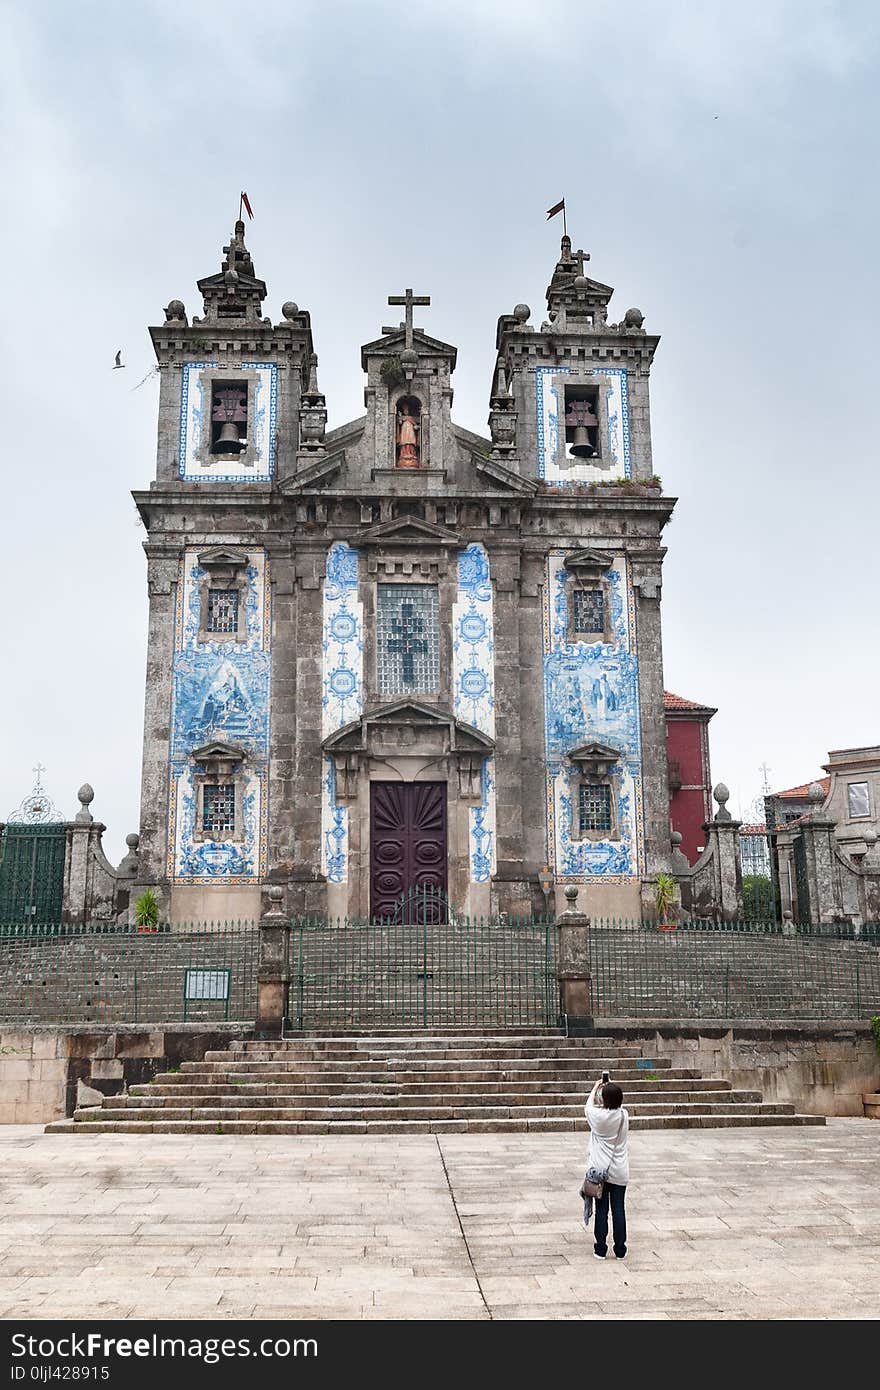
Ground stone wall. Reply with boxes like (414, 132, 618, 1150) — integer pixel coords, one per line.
(0, 1025, 250, 1124)
(601, 1022, 878, 1117)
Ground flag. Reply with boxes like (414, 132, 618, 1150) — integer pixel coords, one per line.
(546, 198, 565, 220)
(241, 191, 254, 220)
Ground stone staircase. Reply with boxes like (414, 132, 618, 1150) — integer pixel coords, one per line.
(46, 1031, 825, 1134)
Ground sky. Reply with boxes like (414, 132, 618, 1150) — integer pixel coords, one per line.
(1, 0, 878, 859)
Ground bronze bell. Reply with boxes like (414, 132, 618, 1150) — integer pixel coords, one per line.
(215, 421, 245, 454)
(565, 399, 599, 458)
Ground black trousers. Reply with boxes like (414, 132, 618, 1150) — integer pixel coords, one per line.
(594, 1181, 627, 1256)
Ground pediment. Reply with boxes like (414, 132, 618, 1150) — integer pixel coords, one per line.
(323, 700, 494, 755)
(197, 546, 249, 570)
(361, 329, 457, 369)
(568, 741, 621, 774)
(190, 741, 247, 764)
(563, 549, 614, 575)
(352, 516, 463, 547)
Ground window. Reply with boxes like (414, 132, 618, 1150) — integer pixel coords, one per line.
(579, 783, 612, 835)
(376, 585, 440, 695)
(847, 782, 870, 819)
(210, 381, 248, 456)
(573, 588, 604, 636)
(206, 588, 240, 635)
(202, 784, 235, 838)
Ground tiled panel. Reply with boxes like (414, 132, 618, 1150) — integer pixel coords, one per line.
(453, 544, 497, 883)
(542, 552, 643, 881)
(167, 549, 270, 885)
(320, 543, 363, 884)
(536, 366, 630, 484)
(178, 362, 277, 482)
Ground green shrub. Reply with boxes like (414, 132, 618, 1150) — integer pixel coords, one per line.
(133, 889, 159, 929)
(743, 874, 775, 922)
(871, 1016, 880, 1057)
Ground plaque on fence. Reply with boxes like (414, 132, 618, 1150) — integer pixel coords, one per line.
(184, 968, 231, 1019)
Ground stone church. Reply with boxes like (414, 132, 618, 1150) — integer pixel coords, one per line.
(133, 221, 674, 925)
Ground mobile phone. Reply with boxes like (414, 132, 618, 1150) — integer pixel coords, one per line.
(602, 1070, 610, 1083)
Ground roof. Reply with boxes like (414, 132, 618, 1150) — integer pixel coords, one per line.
(740, 824, 768, 836)
(663, 690, 717, 716)
(772, 777, 831, 801)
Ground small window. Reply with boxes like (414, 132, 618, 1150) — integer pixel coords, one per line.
(376, 584, 440, 695)
(573, 588, 604, 635)
(203, 784, 235, 838)
(847, 782, 870, 818)
(206, 588, 240, 635)
(579, 783, 612, 835)
(211, 381, 248, 456)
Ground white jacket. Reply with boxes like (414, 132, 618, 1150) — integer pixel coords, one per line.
(584, 1083, 630, 1185)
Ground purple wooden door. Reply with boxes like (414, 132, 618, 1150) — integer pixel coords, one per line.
(370, 782, 447, 920)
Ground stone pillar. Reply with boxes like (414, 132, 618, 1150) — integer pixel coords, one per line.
(62, 785, 99, 924)
(700, 784, 743, 921)
(797, 805, 844, 924)
(858, 831, 880, 924)
(556, 884, 593, 1034)
(255, 886, 291, 1038)
(632, 564, 669, 880)
(136, 553, 178, 907)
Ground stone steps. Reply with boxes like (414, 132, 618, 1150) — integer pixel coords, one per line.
(45, 1029, 825, 1135)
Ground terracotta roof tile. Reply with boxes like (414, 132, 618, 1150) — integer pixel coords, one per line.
(663, 690, 717, 715)
(773, 777, 831, 800)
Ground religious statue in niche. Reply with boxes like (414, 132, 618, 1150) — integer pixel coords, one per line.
(396, 399, 421, 468)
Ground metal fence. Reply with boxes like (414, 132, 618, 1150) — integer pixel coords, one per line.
(0, 922, 259, 1025)
(292, 915, 558, 1029)
(587, 919, 880, 1020)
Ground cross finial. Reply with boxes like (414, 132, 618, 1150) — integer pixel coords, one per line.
(572, 248, 590, 276)
(383, 288, 430, 349)
(32, 762, 46, 791)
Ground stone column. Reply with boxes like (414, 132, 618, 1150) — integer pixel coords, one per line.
(797, 806, 844, 924)
(700, 784, 743, 921)
(556, 884, 593, 1034)
(62, 786, 99, 924)
(135, 553, 178, 906)
(255, 887, 291, 1039)
(632, 563, 669, 882)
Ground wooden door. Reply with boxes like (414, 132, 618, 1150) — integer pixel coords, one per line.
(369, 782, 447, 920)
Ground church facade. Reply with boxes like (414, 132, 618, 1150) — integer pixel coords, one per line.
(132, 223, 675, 924)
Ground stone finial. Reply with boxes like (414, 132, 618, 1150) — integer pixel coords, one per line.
(268, 885, 284, 903)
(808, 781, 825, 803)
(164, 299, 187, 324)
(262, 884, 287, 922)
(125, 832, 140, 851)
(713, 783, 732, 822)
(75, 783, 94, 824)
(623, 307, 645, 330)
(513, 303, 531, 324)
(671, 830, 683, 847)
(281, 301, 299, 320)
(564, 884, 579, 907)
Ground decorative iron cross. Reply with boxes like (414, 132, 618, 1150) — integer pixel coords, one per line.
(383, 288, 430, 349)
(388, 601, 427, 684)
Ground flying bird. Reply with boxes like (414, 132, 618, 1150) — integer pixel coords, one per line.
(113, 350, 125, 369)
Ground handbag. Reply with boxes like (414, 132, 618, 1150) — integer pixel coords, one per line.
(579, 1112, 626, 1202)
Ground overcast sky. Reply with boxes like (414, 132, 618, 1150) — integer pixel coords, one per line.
(1, 0, 878, 859)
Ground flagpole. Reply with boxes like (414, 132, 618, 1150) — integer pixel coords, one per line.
(563, 202, 567, 237)
(238, 192, 243, 222)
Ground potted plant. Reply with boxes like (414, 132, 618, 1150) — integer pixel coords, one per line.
(134, 888, 160, 934)
(654, 872, 678, 931)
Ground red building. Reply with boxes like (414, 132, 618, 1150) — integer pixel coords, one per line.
(665, 691, 716, 865)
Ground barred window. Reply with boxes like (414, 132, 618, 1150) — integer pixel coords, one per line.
(203, 784, 235, 838)
(207, 588, 240, 635)
(376, 585, 440, 695)
(579, 783, 612, 835)
(573, 588, 604, 635)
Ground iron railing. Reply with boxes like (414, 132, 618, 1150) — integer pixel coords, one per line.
(587, 919, 880, 1020)
(0, 921, 259, 1025)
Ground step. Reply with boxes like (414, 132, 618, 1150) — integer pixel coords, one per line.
(125, 1081, 737, 1104)
(46, 1112, 826, 1135)
(81, 1100, 790, 1123)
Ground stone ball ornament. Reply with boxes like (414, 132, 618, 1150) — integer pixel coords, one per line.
(808, 781, 825, 803)
(623, 307, 645, 329)
(78, 784, 95, 806)
(125, 833, 140, 850)
(513, 303, 531, 324)
(400, 347, 419, 372)
(164, 299, 186, 321)
(281, 302, 299, 320)
(573, 275, 588, 290)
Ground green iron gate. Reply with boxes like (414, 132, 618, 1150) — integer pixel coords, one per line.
(0, 825, 67, 925)
(792, 833, 811, 925)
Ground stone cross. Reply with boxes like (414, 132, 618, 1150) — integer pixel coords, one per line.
(383, 288, 430, 349)
(388, 601, 427, 684)
(571, 249, 590, 276)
